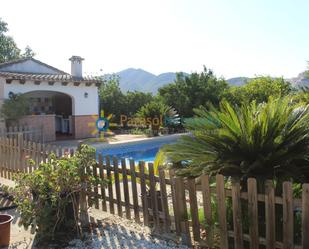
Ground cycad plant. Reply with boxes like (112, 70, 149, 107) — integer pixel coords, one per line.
(137, 100, 179, 136)
(161, 97, 309, 183)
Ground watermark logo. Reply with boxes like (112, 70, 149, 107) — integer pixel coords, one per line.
(96, 116, 109, 132)
(120, 115, 164, 127)
(88, 110, 114, 137)
(119, 108, 181, 127)
(88, 108, 182, 136)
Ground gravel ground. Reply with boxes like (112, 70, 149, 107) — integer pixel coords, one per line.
(65, 209, 189, 249)
(1, 207, 189, 249)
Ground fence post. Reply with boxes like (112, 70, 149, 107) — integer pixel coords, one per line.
(40, 125, 44, 144)
(265, 180, 275, 249)
(78, 143, 89, 228)
(302, 184, 309, 248)
(173, 176, 191, 247)
(216, 174, 228, 249)
(17, 132, 24, 172)
(187, 178, 200, 242)
(248, 178, 259, 249)
(231, 177, 243, 249)
(170, 168, 181, 234)
(283, 181, 293, 249)
(201, 174, 213, 247)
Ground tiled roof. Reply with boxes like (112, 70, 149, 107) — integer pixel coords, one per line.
(0, 57, 68, 74)
(0, 71, 104, 84)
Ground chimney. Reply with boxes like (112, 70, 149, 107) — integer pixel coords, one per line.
(69, 56, 84, 78)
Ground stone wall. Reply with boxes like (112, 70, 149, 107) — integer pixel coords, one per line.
(72, 115, 98, 139)
(19, 114, 56, 142)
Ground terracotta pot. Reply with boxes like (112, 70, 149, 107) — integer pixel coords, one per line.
(0, 214, 13, 247)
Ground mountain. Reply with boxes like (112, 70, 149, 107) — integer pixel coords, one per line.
(288, 71, 309, 87)
(227, 77, 250, 86)
(110, 68, 178, 94)
(227, 72, 309, 88)
(112, 68, 249, 93)
(105, 68, 182, 94)
(116, 68, 155, 92)
(106, 68, 309, 93)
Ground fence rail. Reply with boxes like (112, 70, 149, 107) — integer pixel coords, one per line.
(1, 137, 309, 248)
(85, 155, 308, 249)
(0, 136, 74, 179)
(0, 125, 44, 143)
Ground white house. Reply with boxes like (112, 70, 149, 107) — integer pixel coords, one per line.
(0, 56, 102, 141)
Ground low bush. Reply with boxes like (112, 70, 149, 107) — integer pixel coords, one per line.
(13, 144, 105, 241)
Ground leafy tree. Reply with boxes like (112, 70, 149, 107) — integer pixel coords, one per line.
(137, 100, 171, 136)
(0, 93, 30, 125)
(99, 75, 126, 121)
(162, 97, 309, 184)
(224, 76, 292, 105)
(0, 18, 35, 63)
(159, 67, 229, 117)
(99, 76, 154, 126)
(22, 45, 36, 58)
(125, 91, 153, 116)
(0, 18, 21, 63)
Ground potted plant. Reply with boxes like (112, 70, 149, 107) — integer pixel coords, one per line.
(0, 214, 13, 247)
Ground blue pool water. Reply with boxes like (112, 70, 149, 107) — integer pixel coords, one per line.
(107, 146, 160, 162)
(96, 135, 180, 162)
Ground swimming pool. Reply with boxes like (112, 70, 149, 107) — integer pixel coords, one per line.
(96, 134, 181, 162)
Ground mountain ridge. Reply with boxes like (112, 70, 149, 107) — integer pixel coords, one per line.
(105, 68, 309, 93)
(105, 68, 185, 94)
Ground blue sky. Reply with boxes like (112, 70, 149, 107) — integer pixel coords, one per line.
(0, 0, 308, 79)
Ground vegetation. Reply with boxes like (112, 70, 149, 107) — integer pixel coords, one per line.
(223, 76, 292, 105)
(125, 91, 153, 116)
(0, 17, 35, 63)
(161, 97, 309, 183)
(294, 86, 309, 104)
(99, 75, 126, 121)
(0, 93, 30, 125)
(99, 69, 297, 143)
(13, 144, 105, 241)
(99, 75, 154, 123)
(158, 67, 229, 117)
(137, 100, 171, 136)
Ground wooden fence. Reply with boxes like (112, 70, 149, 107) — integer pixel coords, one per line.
(85, 154, 309, 249)
(0, 136, 74, 179)
(0, 125, 44, 143)
(1, 137, 309, 248)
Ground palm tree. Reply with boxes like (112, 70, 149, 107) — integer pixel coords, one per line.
(161, 97, 309, 183)
(137, 101, 179, 136)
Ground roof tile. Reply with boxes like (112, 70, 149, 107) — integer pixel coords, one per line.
(0, 71, 103, 84)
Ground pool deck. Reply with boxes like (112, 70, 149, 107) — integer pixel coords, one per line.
(47, 133, 185, 149)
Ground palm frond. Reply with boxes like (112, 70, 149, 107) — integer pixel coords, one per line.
(161, 97, 309, 180)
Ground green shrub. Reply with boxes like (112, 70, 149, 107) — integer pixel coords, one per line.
(163, 97, 309, 183)
(13, 144, 105, 241)
(0, 93, 30, 124)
